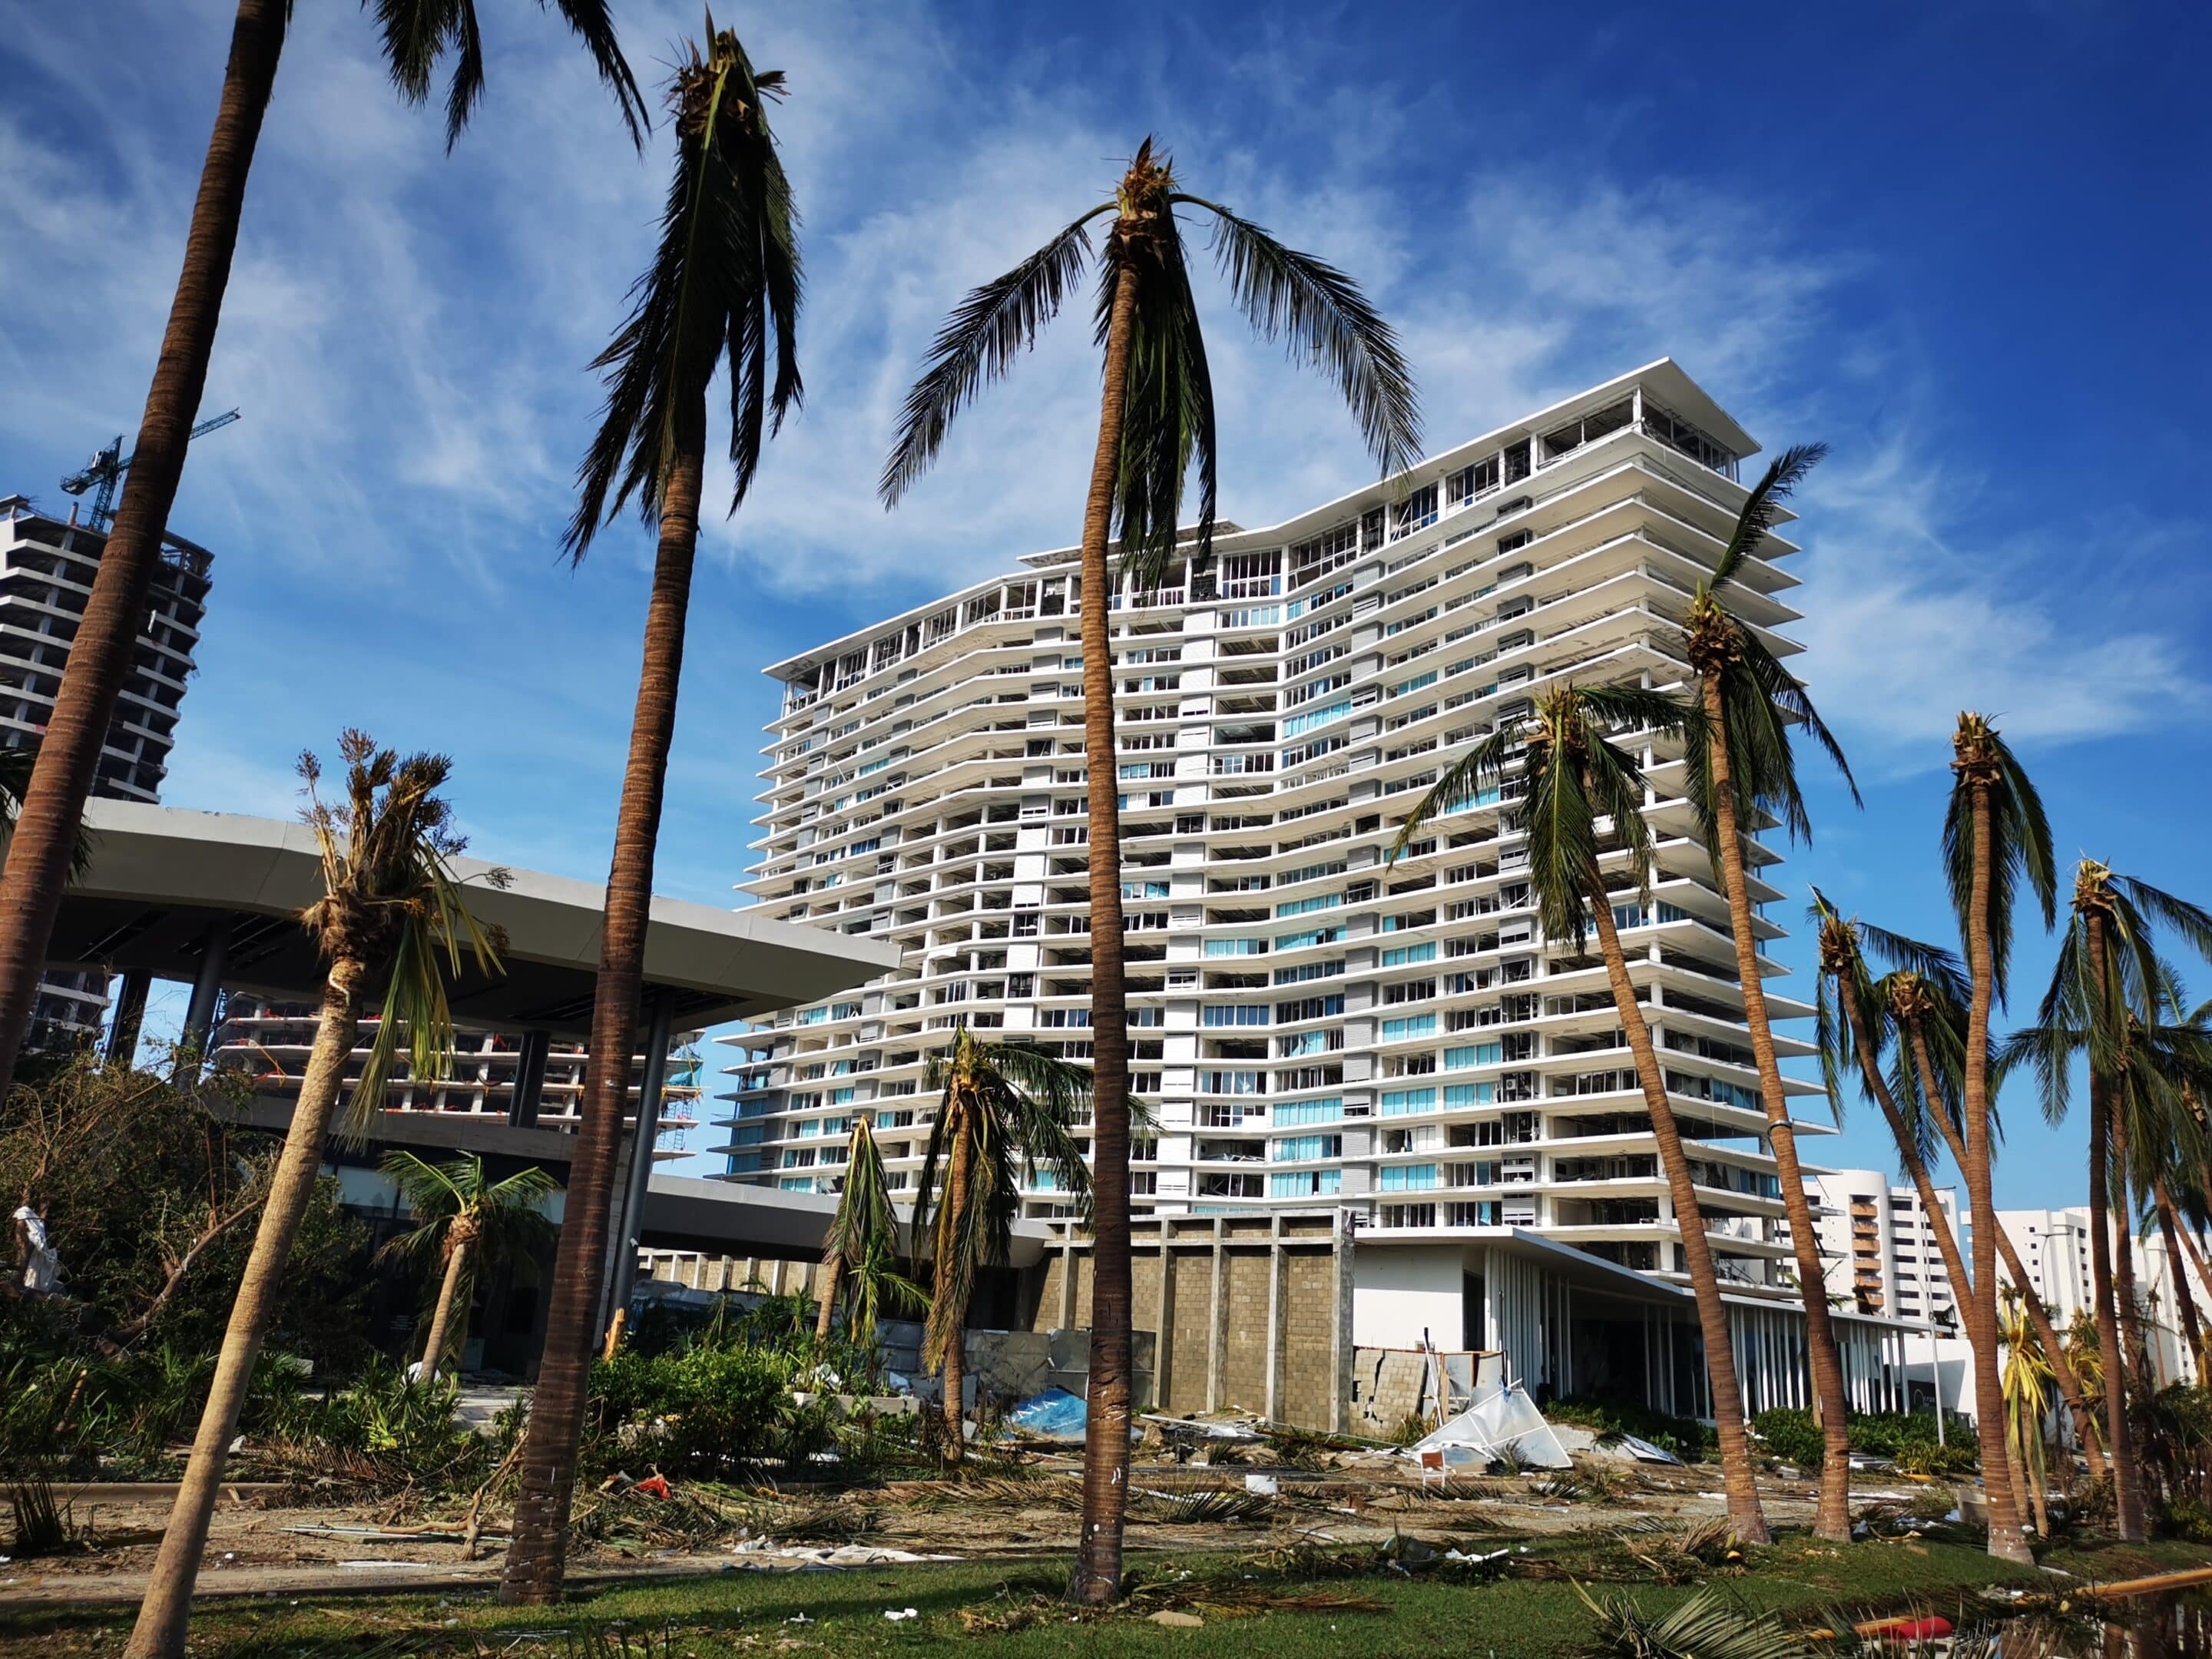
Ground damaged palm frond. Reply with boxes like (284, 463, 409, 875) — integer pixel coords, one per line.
(1572, 1581, 1816, 1659)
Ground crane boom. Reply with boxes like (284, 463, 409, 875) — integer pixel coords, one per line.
(60, 408, 241, 531)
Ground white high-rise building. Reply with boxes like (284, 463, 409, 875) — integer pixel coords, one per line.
(715, 363, 1911, 1412)
(1790, 1169, 1962, 1327)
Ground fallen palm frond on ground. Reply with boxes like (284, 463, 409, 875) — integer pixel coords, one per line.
(1127, 1486, 1278, 1525)
(954, 1568, 1386, 1634)
(1572, 1581, 1815, 1659)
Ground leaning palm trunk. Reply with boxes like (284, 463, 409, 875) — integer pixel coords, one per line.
(1960, 770, 2033, 1561)
(1905, 1015, 2106, 1476)
(1068, 258, 1141, 1601)
(1698, 677, 1850, 1541)
(419, 1220, 478, 1379)
(2154, 1188, 2204, 1380)
(2083, 912, 2145, 1538)
(0, 0, 286, 1101)
(127, 956, 363, 1659)
(934, 1124, 976, 1461)
(814, 1257, 842, 1343)
(505, 418, 705, 1600)
(1590, 869, 1769, 1542)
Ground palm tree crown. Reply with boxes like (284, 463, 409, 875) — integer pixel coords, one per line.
(567, 24, 801, 558)
(373, 0, 648, 151)
(879, 137, 1421, 588)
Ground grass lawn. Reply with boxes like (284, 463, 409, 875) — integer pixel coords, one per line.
(0, 1528, 2173, 1659)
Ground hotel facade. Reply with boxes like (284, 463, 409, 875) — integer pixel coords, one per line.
(718, 362, 1914, 1419)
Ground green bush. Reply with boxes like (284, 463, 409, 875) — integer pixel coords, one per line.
(267, 1356, 492, 1490)
(1750, 1407, 1824, 1469)
(1894, 1439, 1979, 1478)
(587, 1340, 795, 1478)
(1548, 1395, 1716, 1461)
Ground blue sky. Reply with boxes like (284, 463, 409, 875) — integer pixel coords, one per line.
(2, 1, 2207, 1199)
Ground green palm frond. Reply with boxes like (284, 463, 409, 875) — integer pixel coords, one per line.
(1943, 714, 2056, 1008)
(373, 1151, 554, 1305)
(296, 731, 508, 1137)
(877, 210, 1108, 507)
(1572, 1579, 1814, 1659)
(1708, 442, 1823, 593)
(1179, 196, 1422, 480)
(1101, 202, 1214, 594)
(567, 28, 800, 558)
(369, 0, 647, 152)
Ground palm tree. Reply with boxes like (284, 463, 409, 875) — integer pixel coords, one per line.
(1391, 680, 1771, 1543)
(497, 27, 799, 1608)
(815, 1116, 906, 1346)
(376, 1152, 555, 1379)
(1942, 712, 2055, 1562)
(125, 733, 505, 1659)
(1877, 962, 2106, 1475)
(1670, 443, 1859, 1542)
(912, 1026, 1094, 1462)
(880, 138, 1418, 1602)
(0, 0, 643, 1110)
(2012, 859, 2212, 1540)
(1998, 1286, 2055, 1537)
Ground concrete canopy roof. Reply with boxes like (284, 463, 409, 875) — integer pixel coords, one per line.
(50, 800, 900, 1038)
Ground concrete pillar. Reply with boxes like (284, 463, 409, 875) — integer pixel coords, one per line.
(177, 919, 231, 1074)
(106, 970, 150, 1068)
(1154, 1239, 1176, 1412)
(1205, 1224, 1227, 1412)
(603, 990, 677, 1330)
(508, 1028, 551, 1127)
(1264, 1226, 1285, 1424)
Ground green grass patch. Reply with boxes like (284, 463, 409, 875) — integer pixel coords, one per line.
(0, 1535, 2189, 1659)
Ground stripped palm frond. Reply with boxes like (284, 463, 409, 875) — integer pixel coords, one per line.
(369, 0, 647, 151)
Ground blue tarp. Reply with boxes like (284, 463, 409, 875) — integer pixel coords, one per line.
(1004, 1386, 1088, 1438)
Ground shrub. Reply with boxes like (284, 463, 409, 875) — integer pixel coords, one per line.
(1548, 1394, 1716, 1461)
(1894, 1439, 1979, 1479)
(1751, 1407, 1824, 1470)
(586, 1341, 793, 1478)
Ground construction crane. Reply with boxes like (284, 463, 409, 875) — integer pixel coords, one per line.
(61, 408, 240, 531)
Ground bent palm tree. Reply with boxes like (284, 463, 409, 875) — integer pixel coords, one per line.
(2013, 876, 2212, 1541)
(127, 733, 505, 1659)
(1673, 443, 1859, 1542)
(1998, 1286, 2055, 1537)
(501, 25, 799, 1607)
(377, 1152, 555, 1379)
(913, 1027, 1094, 1461)
(1871, 957, 2108, 1475)
(0, 0, 641, 1106)
(1943, 712, 2055, 1561)
(816, 1116, 904, 1346)
(881, 138, 1418, 1601)
(1392, 680, 1770, 1543)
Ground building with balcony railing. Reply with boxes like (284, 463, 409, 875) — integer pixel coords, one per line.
(1786, 1168, 1961, 1327)
(714, 363, 1914, 1417)
(0, 495, 214, 1045)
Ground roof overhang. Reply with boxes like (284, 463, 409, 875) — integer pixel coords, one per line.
(51, 800, 900, 1037)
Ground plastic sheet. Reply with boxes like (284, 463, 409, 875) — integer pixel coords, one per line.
(1410, 1382, 1573, 1469)
(1003, 1386, 1088, 1438)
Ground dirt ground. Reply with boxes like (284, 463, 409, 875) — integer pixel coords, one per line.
(0, 1452, 1907, 1607)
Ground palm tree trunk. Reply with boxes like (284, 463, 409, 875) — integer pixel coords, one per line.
(2083, 911, 2145, 1540)
(2111, 1112, 2152, 1383)
(500, 399, 705, 1605)
(814, 1257, 842, 1344)
(1068, 253, 1141, 1607)
(2159, 1182, 2212, 1374)
(419, 1232, 474, 1380)
(0, 0, 286, 1101)
(1961, 777, 2034, 1561)
(937, 1124, 974, 1464)
(2154, 1187, 2202, 1382)
(1589, 863, 1768, 1543)
(1697, 675, 1850, 1541)
(1907, 1017, 2106, 1477)
(126, 955, 362, 1659)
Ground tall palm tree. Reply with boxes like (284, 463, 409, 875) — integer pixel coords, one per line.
(1392, 680, 1771, 1543)
(0, 0, 643, 1107)
(880, 138, 1418, 1601)
(1879, 964, 2107, 1475)
(126, 733, 505, 1659)
(377, 1151, 556, 1379)
(500, 25, 799, 1608)
(1671, 443, 1859, 1542)
(2014, 859, 2212, 1540)
(815, 1116, 903, 1345)
(1942, 711, 2055, 1562)
(912, 1026, 1094, 1462)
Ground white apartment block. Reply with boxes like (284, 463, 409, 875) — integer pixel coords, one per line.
(1998, 1207, 2201, 1385)
(0, 496, 213, 1044)
(1790, 1170, 1961, 1328)
(719, 363, 1915, 1417)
